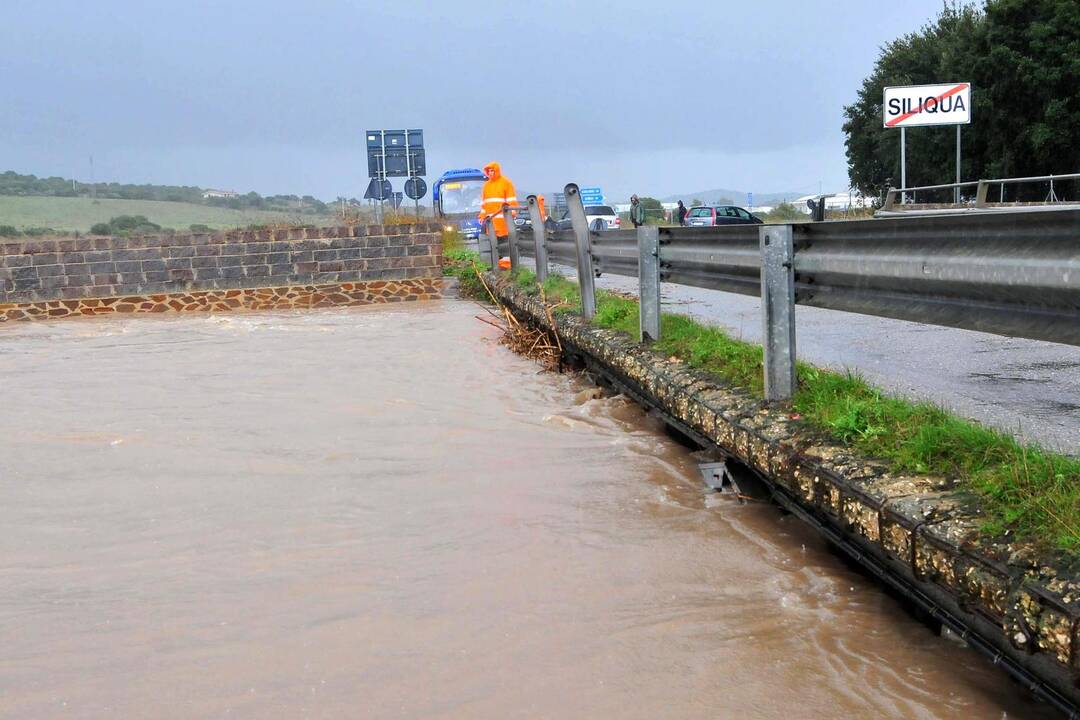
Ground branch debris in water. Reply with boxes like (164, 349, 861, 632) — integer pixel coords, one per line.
(473, 269, 564, 372)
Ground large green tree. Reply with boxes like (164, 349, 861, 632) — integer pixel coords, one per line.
(979, 0, 1080, 183)
(843, 0, 1080, 202)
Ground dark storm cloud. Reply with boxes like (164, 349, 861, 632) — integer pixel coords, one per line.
(1, 0, 948, 200)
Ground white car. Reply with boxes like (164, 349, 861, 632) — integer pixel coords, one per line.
(554, 204, 621, 231)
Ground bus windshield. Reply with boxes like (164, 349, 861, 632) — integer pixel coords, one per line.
(438, 179, 485, 216)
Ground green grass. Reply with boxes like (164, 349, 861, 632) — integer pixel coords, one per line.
(511, 271, 1080, 554)
(0, 196, 333, 234)
(443, 247, 491, 299)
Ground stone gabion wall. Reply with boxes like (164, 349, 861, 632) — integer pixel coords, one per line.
(0, 223, 443, 305)
(0, 280, 445, 322)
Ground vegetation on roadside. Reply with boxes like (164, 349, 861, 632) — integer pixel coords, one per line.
(511, 271, 1080, 554)
(442, 246, 489, 299)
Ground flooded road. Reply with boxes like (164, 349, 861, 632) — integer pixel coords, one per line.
(0, 301, 1057, 718)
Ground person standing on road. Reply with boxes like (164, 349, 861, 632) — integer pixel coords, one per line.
(677, 200, 688, 226)
(629, 194, 646, 228)
(478, 161, 518, 268)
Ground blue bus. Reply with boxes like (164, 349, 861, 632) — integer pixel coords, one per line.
(432, 168, 487, 241)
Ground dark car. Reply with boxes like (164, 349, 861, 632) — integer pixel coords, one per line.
(685, 205, 763, 226)
(512, 208, 532, 229)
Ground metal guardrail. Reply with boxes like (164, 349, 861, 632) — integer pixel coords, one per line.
(793, 211, 1079, 345)
(511, 185, 1079, 399)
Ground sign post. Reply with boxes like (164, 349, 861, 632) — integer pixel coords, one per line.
(883, 83, 971, 204)
(956, 125, 962, 203)
(901, 127, 907, 203)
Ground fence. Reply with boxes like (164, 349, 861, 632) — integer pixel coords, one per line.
(497, 183, 1080, 401)
(883, 171, 1080, 209)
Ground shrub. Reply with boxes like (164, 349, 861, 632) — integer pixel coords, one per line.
(21, 227, 59, 236)
(89, 215, 162, 236)
(0, 225, 20, 237)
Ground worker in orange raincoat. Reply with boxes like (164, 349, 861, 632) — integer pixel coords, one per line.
(478, 161, 518, 240)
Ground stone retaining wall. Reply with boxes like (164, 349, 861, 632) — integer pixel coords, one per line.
(0, 224, 444, 321)
(490, 273, 1080, 710)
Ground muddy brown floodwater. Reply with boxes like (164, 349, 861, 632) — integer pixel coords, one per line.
(0, 301, 1058, 719)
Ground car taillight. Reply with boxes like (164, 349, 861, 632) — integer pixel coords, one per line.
(614, 217, 621, 226)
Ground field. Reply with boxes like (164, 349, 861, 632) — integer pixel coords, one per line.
(0, 196, 334, 233)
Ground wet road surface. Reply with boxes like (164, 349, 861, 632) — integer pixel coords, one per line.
(589, 272, 1080, 453)
(0, 301, 1060, 718)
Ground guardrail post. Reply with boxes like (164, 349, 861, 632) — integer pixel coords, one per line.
(502, 203, 520, 272)
(637, 225, 661, 342)
(883, 188, 898, 210)
(526, 195, 548, 283)
(485, 219, 500, 271)
(760, 224, 796, 401)
(975, 180, 989, 208)
(565, 183, 596, 319)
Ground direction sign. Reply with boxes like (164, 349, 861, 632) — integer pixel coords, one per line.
(404, 176, 427, 200)
(366, 129, 425, 178)
(579, 186, 604, 204)
(883, 83, 971, 128)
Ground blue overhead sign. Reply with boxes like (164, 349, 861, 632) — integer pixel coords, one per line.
(579, 186, 604, 204)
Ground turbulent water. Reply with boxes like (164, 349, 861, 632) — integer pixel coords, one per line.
(0, 301, 1056, 719)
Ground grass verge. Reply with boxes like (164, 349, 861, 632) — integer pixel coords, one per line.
(509, 271, 1080, 554)
(442, 247, 490, 299)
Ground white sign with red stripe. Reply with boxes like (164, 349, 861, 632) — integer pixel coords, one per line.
(883, 82, 971, 128)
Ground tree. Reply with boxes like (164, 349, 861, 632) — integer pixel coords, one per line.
(843, 0, 1080, 202)
(979, 0, 1080, 187)
(843, 2, 985, 202)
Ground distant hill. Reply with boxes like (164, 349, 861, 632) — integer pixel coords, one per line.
(0, 170, 335, 217)
(660, 188, 803, 207)
(0, 196, 333, 234)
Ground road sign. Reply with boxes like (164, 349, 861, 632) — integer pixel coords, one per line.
(404, 176, 427, 200)
(883, 83, 971, 128)
(747, 192, 753, 209)
(579, 186, 604, 204)
(364, 178, 393, 200)
(366, 129, 426, 178)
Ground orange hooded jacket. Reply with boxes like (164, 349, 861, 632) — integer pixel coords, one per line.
(479, 161, 518, 237)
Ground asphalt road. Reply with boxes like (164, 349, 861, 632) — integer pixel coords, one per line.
(577, 272, 1080, 454)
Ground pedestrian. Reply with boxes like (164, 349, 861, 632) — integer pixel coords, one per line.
(629, 194, 646, 228)
(677, 200, 688, 226)
(478, 161, 518, 269)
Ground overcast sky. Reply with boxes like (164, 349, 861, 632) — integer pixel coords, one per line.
(1, 0, 948, 202)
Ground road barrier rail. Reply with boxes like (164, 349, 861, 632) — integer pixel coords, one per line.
(507, 184, 1079, 400)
